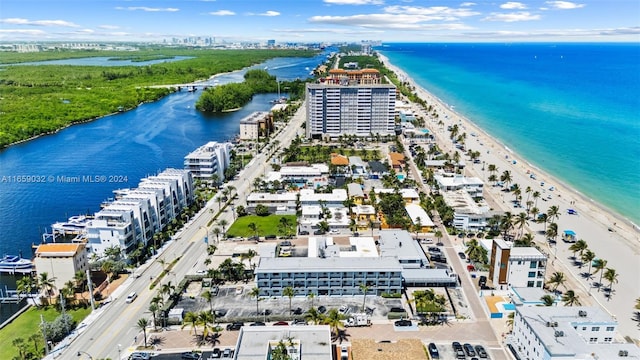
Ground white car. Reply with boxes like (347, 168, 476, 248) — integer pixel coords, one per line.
(330, 229, 340, 234)
(235, 286, 243, 295)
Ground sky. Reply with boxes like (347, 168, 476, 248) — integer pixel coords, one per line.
(1, 0, 639, 43)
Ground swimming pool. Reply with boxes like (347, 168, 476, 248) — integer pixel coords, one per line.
(397, 174, 405, 181)
(503, 303, 516, 311)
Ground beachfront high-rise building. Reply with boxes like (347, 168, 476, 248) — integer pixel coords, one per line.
(305, 81, 396, 139)
(184, 141, 233, 183)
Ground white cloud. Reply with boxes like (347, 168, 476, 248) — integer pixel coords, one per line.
(0, 18, 80, 27)
(460, 2, 477, 6)
(259, 11, 280, 17)
(323, 0, 384, 5)
(384, 5, 480, 18)
(208, 10, 235, 16)
(463, 26, 640, 39)
(78, 29, 94, 33)
(545, 1, 585, 9)
(0, 29, 47, 35)
(115, 7, 179, 12)
(99, 25, 120, 30)
(501, 2, 527, 9)
(483, 11, 541, 22)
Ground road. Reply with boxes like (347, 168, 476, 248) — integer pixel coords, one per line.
(61, 101, 307, 359)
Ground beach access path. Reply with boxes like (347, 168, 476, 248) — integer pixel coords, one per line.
(378, 52, 640, 342)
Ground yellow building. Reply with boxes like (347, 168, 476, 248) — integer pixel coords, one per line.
(34, 243, 89, 293)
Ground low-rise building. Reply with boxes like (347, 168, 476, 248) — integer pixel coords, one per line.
(33, 243, 89, 293)
(239, 111, 273, 140)
(489, 239, 547, 289)
(510, 306, 639, 360)
(442, 190, 497, 232)
(234, 325, 333, 360)
(352, 204, 377, 230)
(299, 188, 347, 207)
(404, 203, 435, 233)
(374, 188, 420, 204)
(279, 164, 329, 188)
(246, 192, 298, 213)
(346, 183, 365, 204)
(434, 174, 484, 198)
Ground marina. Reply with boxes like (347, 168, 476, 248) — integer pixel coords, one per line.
(0, 255, 34, 275)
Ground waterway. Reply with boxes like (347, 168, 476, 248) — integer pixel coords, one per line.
(1, 56, 195, 67)
(0, 50, 331, 296)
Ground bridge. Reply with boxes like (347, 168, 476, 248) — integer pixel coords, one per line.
(145, 82, 215, 91)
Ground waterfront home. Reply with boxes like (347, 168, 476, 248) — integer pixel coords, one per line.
(34, 243, 89, 293)
(184, 141, 233, 182)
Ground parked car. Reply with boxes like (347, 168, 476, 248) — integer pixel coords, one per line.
(181, 352, 201, 360)
(339, 304, 350, 314)
(340, 345, 349, 360)
(293, 307, 303, 315)
(222, 349, 232, 358)
(130, 353, 151, 360)
(273, 321, 289, 326)
(394, 319, 412, 327)
(452, 342, 463, 351)
(428, 343, 440, 359)
(265, 234, 277, 240)
(318, 305, 327, 313)
(475, 345, 488, 358)
(250, 322, 266, 326)
(464, 343, 476, 357)
(235, 286, 243, 295)
(211, 348, 222, 358)
(279, 240, 293, 247)
(458, 252, 467, 260)
(293, 319, 308, 325)
(299, 231, 310, 235)
(226, 322, 244, 331)
(211, 286, 219, 296)
(313, 229, 325, 235)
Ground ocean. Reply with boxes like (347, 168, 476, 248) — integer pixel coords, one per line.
(379, 43, 640, 225)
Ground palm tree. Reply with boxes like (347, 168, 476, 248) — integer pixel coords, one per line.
(532, 191, 541, 208)
(149, 303, 160, 330)
(305, 307, 324, 325)
(322, 308, 345, 340)
(307, 292, 316, 309)
(603, 268, 619, 299)
(540, 294, 556, 306)
(212, 227, 221, 242)
(592, 258, 608, 291)
(182, 311, 199, 335)
(137, 318, 149, 347)
(207, 244, 218, 256)
(217, 219, 229, 237)
(198, 311, 216, 340)
(547, 205, 560, 223)
(283, 286, 295, 315)
(581, 250, 596, 275)
(249, 287, 261, 315)
(434, 230, 443, 245)
(546, 222, 558, 242)
(38, 272, 57, 305)
(245, 249, 257, 270)
(516, 232, 535, 247)
(513, 212, 529, 238)
(16, 275, 37, 305)
(500, 170, 512, 190)
(547, 271, 566, 292)
(359, 283, 370, 312)
(161, 281, 175, 301)
(561, 290, 581, 306)
(247, 222, 259, 238)
(201, 290, 214, 314)
(569, 239, 588, 261)
(279, 216, 293, 236)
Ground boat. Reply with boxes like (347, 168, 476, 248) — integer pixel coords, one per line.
(0, 255, 34, 274)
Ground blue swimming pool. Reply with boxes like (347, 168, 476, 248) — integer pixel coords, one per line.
(503, 303, 516, 311)
(397, 174, 405, 180)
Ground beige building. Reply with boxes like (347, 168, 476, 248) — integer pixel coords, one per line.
(34, 243, 89, 292)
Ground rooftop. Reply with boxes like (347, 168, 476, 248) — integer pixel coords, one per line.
(234, 325, 332, 360)
(404, 204, 435, 227)
(255, 256, 401, 273)
(35, 243, 84, 256)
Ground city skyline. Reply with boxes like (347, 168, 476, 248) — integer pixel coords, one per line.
(1, 0, 638, 43)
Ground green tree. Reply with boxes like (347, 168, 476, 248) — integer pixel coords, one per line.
(182, 311, 199, 335)
(581, 250, 596, 274)
(38, 272, 57, 305)
(137, 318, 149, 347)
(569, 239, 588, 260)
(603, 268, 619, 300)
(359, 283, 370, 312)
(547, 271, 566, 292)
(250, 287, 261, 316)
(561, 290, 581, 306)
(283, 286, 295, 315)
(305, 307, 324, 325)
(322, 308, 345, 340)
(540, 294, 556, 306)
(149, 303, 160, 331)
(201, 289, 214, 314)
(592, 258, 608, 291)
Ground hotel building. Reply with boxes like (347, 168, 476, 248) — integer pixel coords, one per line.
(489, 239, 547, 289)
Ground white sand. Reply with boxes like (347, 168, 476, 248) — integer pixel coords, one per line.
(378, 53, 640, 340)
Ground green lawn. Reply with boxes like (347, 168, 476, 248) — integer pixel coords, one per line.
(226, 214, 297, 238)
(0, 305, 92, 359)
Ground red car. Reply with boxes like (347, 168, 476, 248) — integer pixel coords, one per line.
(273, 321, 289, 326)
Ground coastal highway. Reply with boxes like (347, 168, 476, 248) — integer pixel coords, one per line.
(61, 101, 307, 359)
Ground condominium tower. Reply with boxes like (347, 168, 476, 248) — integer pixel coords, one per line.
(305, 82, 396, 139)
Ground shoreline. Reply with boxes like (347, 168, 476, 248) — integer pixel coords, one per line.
(378, 51, 640, 339)
(378, 51, 639, 237)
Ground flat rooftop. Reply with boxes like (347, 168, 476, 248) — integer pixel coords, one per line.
(234, 325, 332, 360)
(256, 256, 401, 273)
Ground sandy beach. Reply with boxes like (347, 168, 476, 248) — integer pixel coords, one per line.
(378, 52, 640, 341)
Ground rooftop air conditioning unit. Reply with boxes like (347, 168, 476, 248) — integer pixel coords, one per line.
(578, 310, 587, 317)
(554, 331, 564, 337)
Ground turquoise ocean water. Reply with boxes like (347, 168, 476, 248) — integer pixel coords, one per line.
(379, 43, 640, 226)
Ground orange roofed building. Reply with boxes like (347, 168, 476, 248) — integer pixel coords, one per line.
(325, 68, 382, 85)
(388, 152, 406, 170)
(330, 153, 349, 166)
(34, 243, 89, 293)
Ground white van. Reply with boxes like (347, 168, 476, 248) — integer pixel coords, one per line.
(125, 291, 138, 303)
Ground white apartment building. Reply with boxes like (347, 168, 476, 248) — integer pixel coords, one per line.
(442, 190, 497, 231)
(306, 83, 396, 139)
(86, 168, 193, 258)
(510, 306, 639, 360)
(299, 188, 347, 207)
(489, 239, 547, 289)
(246, 192, 298, 213)
(404, 203, 435, 232)
(33, 243, 89, 293)
(278, 164, 330, 188)
(184, 141, 232, 182)
(434, 174, 484, 198)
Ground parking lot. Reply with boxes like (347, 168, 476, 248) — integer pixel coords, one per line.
(426, 342, 491, 360)
(175, 282, 404, 323)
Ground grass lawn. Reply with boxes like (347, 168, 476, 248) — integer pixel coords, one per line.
(226, 214, 297, 237)
(0, 305, 92, 359)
